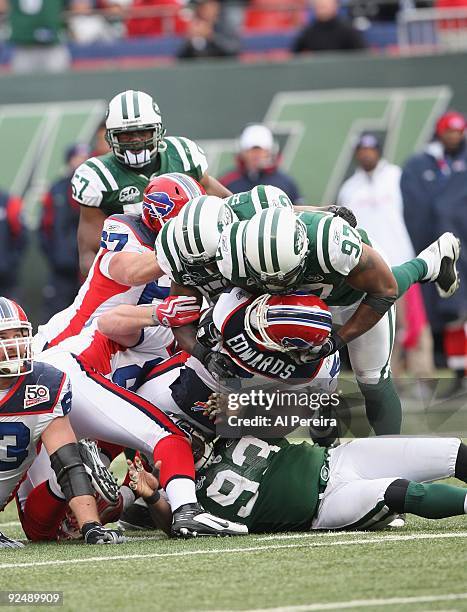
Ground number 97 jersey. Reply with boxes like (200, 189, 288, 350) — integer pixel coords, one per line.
(298, 211, 370, 306)
(0, 363, 71, 510)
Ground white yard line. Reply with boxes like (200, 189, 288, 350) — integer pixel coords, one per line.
(0, 532, 465, 571)
(214, 593, 467, 611)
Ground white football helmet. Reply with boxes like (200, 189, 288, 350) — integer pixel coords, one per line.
(0, 297, 33, 377)
(243, 208, 309, 293)
(174, 195, 237, 284)
(224, 184, 294, 214)
(105, 90, 166, 168)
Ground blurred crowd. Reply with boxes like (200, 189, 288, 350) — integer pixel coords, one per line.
(2, 0, 467, 71)
(1, 109, 466, 390)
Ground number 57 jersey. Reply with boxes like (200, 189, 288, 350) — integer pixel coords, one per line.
(0, 364, 71, 510)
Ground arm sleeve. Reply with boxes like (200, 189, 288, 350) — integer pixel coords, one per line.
(71, 162, 105, 208)
(326, 216, 363, 275)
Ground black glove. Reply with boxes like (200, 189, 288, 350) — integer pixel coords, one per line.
(192, 343, 238, 379)
(309, 332, 345, 361)
(196, 307, 220, 349)
(81, 521, 126, 545)
(0, 531, 25, 548)
(328, 205, 357, 228)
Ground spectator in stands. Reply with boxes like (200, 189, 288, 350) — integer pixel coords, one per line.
(401, 110, 467, 395)
(177, 0, 239, 59)
(292, 0, 367, 53)
(68, 0, 123, 44)
(39, 143, 91, 322)
(338, 133, 434, 382)
(7, 0, 72, 73)
(0, 187, 27, 300)
(126, 0, 189, 37)
(220, 124, 303, 203)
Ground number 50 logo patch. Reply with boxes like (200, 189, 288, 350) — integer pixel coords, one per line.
(24, 385, 50, 409)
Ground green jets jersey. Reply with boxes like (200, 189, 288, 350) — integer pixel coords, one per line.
(217, 210, 371, 306)
(71, 136, 208, 217)
(197, 436, 327, 533)
(225, 185, 294, 221)
(9, 0, 65, 45)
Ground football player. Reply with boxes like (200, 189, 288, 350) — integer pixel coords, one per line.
(95, 290, 340, 435)
(216, 207, 461, 435)
(74, 90, 231, 275)
(34, 302, 247, 537)
(34, 173, 204, 353)
(0, 297, 124, 547)
(128, 433, 467, 534)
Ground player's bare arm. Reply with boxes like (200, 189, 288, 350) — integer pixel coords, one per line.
(107, 251, 164, 286)
(170, 282, 204, 353)
(77, 206, 106, 276)
(199, 172, 232, 198)
(337, 244, 398, 344)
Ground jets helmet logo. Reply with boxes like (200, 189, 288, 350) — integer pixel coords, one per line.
(143, 191, 175, 219)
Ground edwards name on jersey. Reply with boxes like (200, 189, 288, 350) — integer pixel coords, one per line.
(71, 137, 208, 217)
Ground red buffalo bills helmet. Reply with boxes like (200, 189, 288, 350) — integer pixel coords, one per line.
(0, 297, 33, 377)
(142, 173, 206, 233)
(245, 293, 332, 353)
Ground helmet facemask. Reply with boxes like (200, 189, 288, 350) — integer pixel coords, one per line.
(0, 321, 33, 377)
(106, 123, 166, 168)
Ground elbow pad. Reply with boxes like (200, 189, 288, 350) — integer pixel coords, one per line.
(361, 294, 397, 316)
(49, 442, 94, 502)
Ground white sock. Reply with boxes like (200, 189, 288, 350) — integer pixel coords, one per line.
(166, 478, 197, 512)
(119, 485, 135, 510)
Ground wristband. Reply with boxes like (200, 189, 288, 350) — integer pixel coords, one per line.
(143, 490, 161, 505)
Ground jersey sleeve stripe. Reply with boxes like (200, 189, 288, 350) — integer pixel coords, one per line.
(322, 216, 337, 274)
(256, 185, 268, 209)
(86, 160, 111, 192)
(91, 158, 119, 191)
(165, 137, 191, 172)
(179, 137, 208, 175)
(316, 216, 330, 274)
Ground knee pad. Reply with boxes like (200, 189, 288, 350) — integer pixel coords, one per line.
(384, 478, 410, 513)
(49, 442, 94, 501)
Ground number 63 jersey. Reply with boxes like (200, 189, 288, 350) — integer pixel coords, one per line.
(196, 436, 326, 533)
(0, 363, 71, 510)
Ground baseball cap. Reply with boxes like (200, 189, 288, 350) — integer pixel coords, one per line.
(355, 133, 381, 151)
(239, 125, 274, 151)
(65, 143, 91, 163)
(435, 111, 466, 136)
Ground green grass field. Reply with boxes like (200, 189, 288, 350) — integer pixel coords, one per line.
(1, 497, 466, 612)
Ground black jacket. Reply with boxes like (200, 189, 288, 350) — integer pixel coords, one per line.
(292, 17, 367, 53)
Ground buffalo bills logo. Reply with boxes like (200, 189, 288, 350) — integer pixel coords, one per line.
(191, 401, 209, 412)
(281, 336, 311, 349)
(143, 191, 175, 219)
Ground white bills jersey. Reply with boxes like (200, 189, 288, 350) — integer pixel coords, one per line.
(0, 363, 71, 510)
(34, 214, 170, 352)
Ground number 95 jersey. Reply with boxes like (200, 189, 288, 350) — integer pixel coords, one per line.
(0, 363, 71, 510)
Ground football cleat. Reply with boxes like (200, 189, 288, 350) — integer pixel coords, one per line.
(388, 514, 406, 528)
(97, 492, 124, 525)
(118, 499, 155, 531)
(418, 232, 461, 298)
(78, 439, 119, 504)
(0, 531, 25, 548)
(171, 503, 248, 538)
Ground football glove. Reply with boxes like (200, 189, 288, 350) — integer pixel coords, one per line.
(192, 343, 238, 379)
(154, 295, 201, 328)
(0, 531, 25, 548)
(196, 307, 221, 349)
(306, 332, 345, 361)
(81, 521, 126, 545)
(328, 205, 357, 228)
